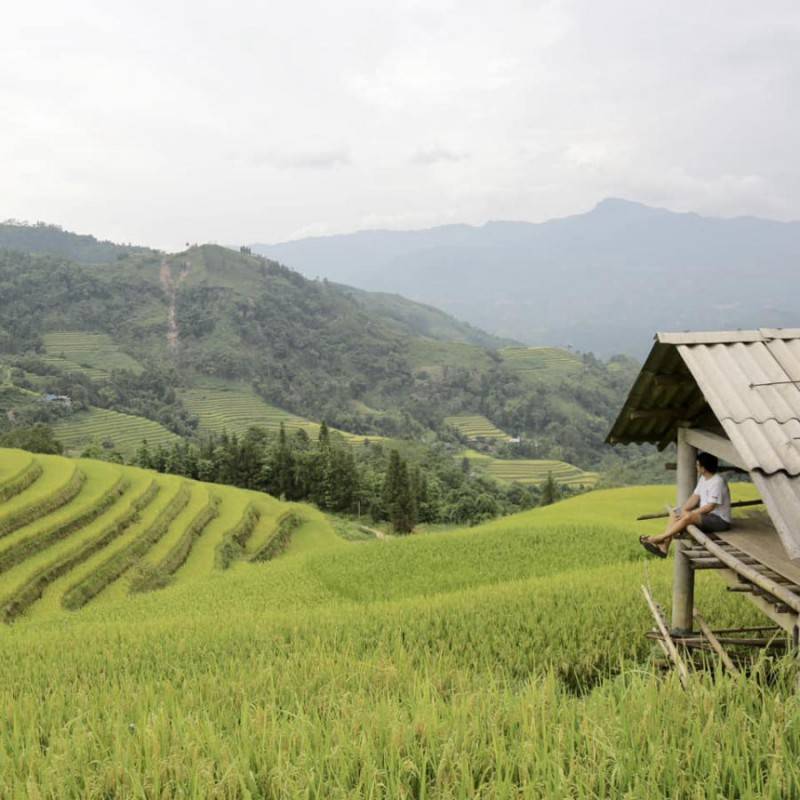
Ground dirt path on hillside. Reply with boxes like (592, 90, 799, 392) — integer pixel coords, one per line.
(359, 524, 386, 540)
(160, 259, 190, 351)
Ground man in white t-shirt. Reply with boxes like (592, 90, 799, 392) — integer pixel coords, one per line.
(640, 452, 731, 558)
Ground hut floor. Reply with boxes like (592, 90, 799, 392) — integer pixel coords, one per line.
(719, 512, 800, 585)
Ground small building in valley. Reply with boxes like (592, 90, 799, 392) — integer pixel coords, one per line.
(608, 329, 800, 647)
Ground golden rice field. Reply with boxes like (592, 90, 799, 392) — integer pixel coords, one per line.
(51, 406, 181, 456)
(0, 447, 795, 799)
(445, 413, 513, 442)
(0, 448, 311, 623)
(500, 345, 582, 378)
(460, 449, 599, 487)
(41, 330, 143, 378)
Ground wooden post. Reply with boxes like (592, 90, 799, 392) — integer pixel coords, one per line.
(672, 427, 697, 633)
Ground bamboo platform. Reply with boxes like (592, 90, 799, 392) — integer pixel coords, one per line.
(681, 512, 800, 635)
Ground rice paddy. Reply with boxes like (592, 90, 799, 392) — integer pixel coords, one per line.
(0, 448, 305, 623)
(459, 448, 598, 487)
(41, 331, 143, 378)
(51, 406, 182, 456)
(0, 448, 794, 798)
(500, 345, 582, 378)
(180, 385, 381, 446)
(445, 413, 514, 442)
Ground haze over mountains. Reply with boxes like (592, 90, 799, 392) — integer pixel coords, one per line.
(252, 199, 800, 357)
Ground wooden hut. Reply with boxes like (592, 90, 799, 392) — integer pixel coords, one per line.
(608, 329, 800, 643)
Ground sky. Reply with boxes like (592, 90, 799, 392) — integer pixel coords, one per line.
(2, 0, 799, 250)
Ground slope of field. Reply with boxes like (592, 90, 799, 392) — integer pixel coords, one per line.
(42, 331, 143, 377)
(500, 345, 582, 378)
(445, 413, 513, 442)
(1, 457, 793, 798)
(180, 384, 381, 446)
(460, 449, 599, 487)
(0, 449, 313, 623)
(52, 407, 181, 456)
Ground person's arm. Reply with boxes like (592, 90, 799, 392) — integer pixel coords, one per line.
(697, 501, 718, 515)
(675, 494, 700, 516)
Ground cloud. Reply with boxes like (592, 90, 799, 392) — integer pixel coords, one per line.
(250, 149, 352, 170)
(410, 146, 468, 166)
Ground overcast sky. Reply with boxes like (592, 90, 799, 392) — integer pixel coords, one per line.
(2, 1, 799, 250)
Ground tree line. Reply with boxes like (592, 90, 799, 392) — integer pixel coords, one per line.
(133, 422, 549, 532)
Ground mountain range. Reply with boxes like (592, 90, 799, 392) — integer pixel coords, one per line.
(252, 199, 800, 357)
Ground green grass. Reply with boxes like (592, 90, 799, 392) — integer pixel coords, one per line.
(500, 345, 582, 378)
(0, 450, 793, 798)
(42, 331, 143, 378)
(52, 406, 181, 456)
(408, 338, 495, 374)
(445, 413, 513, 442)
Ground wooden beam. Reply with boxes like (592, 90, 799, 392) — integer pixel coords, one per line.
(642, 585, 690, 688)
(717, 570, 798, 633)
(686, 524, 800, 614)
(693, 610, 740, 674)
(673, 429, 697, 633)
(682, 428, 748, 471)
(629, 409, 681, 422)
(636, 499, 763, 521)
(642, 372, 693, 387)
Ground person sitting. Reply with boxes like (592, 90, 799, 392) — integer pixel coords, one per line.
(640, 451, 731, 558)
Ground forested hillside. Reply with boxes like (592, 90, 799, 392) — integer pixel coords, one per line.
(0, 224, 645, 474)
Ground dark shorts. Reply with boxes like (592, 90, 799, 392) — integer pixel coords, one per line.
(699, 513, 731, 533)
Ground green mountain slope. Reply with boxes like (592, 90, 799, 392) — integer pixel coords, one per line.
(0, 227, 641, 470)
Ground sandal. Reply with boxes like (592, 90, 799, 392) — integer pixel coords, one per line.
(639, 535, 667, 558)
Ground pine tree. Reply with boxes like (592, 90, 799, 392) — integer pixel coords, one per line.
(135, 440, 152, 469)
(392, 461, 416, 534)
(382, 449, 402, 521)
(272, 423, 295, 500)
(539, 472, 560, 507)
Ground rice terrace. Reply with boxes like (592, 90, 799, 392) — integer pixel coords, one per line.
(3, 4, 800, 795)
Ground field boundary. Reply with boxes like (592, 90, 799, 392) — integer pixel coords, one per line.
(1, 480, 160, 622)
(215, 503, 260, 569)
(130, 492, 221, 593)
(0, 474, 129, 576)
(62, 482, 191, 610)
(0, 466, 86, 540)
(250, 511, 303, 562)
(0, 457, 42, 503)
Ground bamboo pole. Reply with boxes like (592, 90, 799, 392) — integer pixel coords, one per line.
(642, 585, 690, 688)
(686, 524, 800, 614)
(694, 609, 740, 674)
(672, 429, 697, 633)
(636, 499, 763, 521)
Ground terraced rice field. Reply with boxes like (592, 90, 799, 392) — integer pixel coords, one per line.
(445, 413, 514, 442)
(500, 345, 582, 378)
(180, 385, 381, 446)
(51, 407, 182, 456)
(460, 449, 598, 487)
(4, 472, 788, 798)
(42, 331, 143, 378)
(0, 448, 309, 622)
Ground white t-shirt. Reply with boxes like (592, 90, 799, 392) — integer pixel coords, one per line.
(694, 473, 731, 522)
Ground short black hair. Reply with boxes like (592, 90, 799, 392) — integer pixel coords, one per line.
(696, 452, 719, 473)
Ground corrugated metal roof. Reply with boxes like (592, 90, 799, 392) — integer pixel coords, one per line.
(608, 328, 800, 559)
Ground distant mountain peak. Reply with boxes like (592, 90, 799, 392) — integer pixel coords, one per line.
(591, 197, 655, 215)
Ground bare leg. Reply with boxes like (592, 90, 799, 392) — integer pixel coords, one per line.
(645, 511, 703, 554)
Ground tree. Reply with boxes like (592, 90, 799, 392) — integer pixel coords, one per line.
(539, 472, 561, 506)
(0, 424, 63, 454)
(392, 460, 416, 533)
